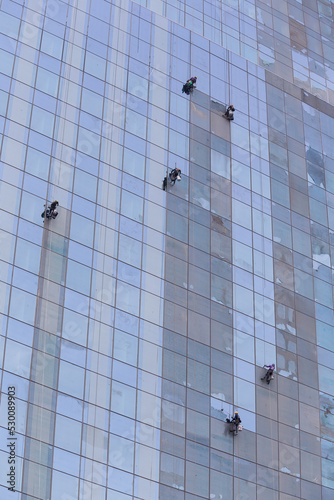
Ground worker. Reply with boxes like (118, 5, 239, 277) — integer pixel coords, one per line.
(50, 209, 58, 219)
(41, 207, 48, 219)
(49, 200, 59, 218)
(169, 167, 181, 185)
(232, 411, 241, 425)
(226, 411, 242, 435)
(182, 76, 197, 95)
(261, 364, 275, 384)
(187, 76, 197, 86)
(50, 200, 58, 211)
(224, 104, 235, 120)
(41, 200, 59, 221)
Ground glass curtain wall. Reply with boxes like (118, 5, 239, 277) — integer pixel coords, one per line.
(0, 0, 333, 499)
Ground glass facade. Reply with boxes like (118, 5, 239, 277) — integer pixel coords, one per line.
(0, 0, 334, 499)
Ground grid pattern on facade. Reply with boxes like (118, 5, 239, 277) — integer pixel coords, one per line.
(131, 0, 334, 105)
(0, 0, 333, 499)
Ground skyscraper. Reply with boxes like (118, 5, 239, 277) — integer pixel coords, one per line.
(0, 0, 334, 498)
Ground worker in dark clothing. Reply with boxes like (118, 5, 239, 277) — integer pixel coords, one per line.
(169, 168, 181, 185)
(50, 208, 58, 219)
(182, 76, 197, 95)
(41, 205, 50, 220)
(41, 200, 59, 221)
(232, 411, 241, 425)
(261, 364, 275, 384)
(187, 76, 197, 86)
(224, 104, 235, 120)
(226, 411, 242, 435)
(49, 200, 59, 219)
(50, 200, 58, 211)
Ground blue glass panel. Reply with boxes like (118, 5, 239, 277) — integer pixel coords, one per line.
(41, 31, 64, 59)
(83, 72, 105, 95)
(74, 153, 98, 176)
(58, 360, 85, 399)
(25, 147, 50, 178)
(64, 288, 89, 315)
(112, 359, 137, 387)
(9, 287, 36, 325)
(23, 173, 48, 199)
(35, 67, 60, 98)
(115, 309, 139, 336)
(54, 414, 82, 454)
(73, 169, 98, 202)
(70, 213, 95, 247)
(39, 52, 61, 74)
(128, 57, 149, 81)
(110, 380, 136, 419)
(45, 0, 68, 24)
(72, 194, 95, 221)
(56, 393, 83, 421)
(88, 17, 109, 43)
(7, 318, 34, 347)
(109, 412, 135, 441)
(114, 329, 138, 367)
(17, 219, 43, 246)
(28, 130, 52, 155)
(81, 87, 103, 117)
(119, 215, 143, 241)
(33, 90, 57, 114)
(0, 75, 10, 103)
(60, 339, 86, 368)
(44, 18, 66, 38)
(117, 261, 141, 288)
(12, 266, 38, 295)
(0, 11, 20, 39)
(84, 50, 107, 80)
(53, 447, 80, 477)
(123, 147, 145, 179)
(0, 49, 14, 77)
(66, 259, 92, 296)
(77, 126, 100, 158)
(130, 36, 150, 63)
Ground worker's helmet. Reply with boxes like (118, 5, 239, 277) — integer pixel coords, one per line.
(234, 411, 238, 414)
